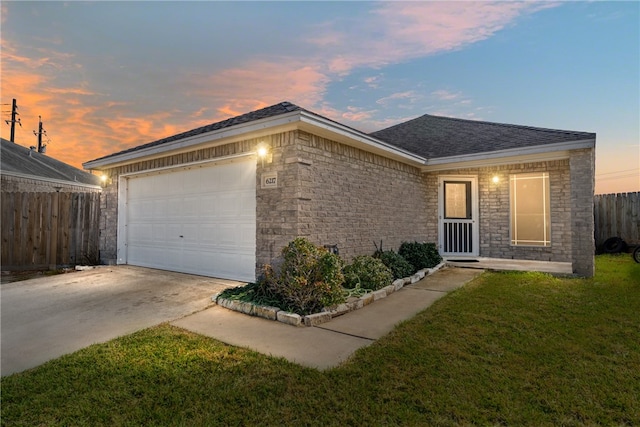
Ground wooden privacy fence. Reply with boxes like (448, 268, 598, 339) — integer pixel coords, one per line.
(1, 192, 100, 270)
(594, 192, 640, 247)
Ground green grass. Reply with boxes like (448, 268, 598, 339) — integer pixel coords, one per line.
(2, 255, 639, 426)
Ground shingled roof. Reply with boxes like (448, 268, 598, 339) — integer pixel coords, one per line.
(1, 138, 101, 186)
(89, 102, 303, 163)
(87, 101, 595, 167)
(370, 114, 596, 159)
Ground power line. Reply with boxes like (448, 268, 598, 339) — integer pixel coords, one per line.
(596, 168, 639, 177)
(598, 173, 639, 182)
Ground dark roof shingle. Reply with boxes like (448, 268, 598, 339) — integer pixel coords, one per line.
(89, 101, 303, 163)
(370, 114, 595, 159)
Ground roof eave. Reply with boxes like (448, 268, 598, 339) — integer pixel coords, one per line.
(83, 111, 303, 170)
(83, 110, 427, 171)
(421, 138, 595, 172)
(298, 111, 426, 166)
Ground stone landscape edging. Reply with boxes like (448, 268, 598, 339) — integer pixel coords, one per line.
(213, 262, 446, 327)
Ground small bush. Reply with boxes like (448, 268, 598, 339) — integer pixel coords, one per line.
(257, 237, 345, 315)
(343, 255, 393, 291)
(398, 241, 442, 272)
(379, 250, 414, 280)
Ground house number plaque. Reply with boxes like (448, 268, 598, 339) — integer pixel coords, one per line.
(261, 172, 278, 189)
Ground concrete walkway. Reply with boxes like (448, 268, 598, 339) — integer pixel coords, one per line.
(173, 267, 483, 370)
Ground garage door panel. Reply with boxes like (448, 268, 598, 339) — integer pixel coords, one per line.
(163, 247, 183, 270)
(152, 224, 167, 242)
(125, 157, 256, 282)
(238, 223, 257, 248)
(130, 199, 154, 221)
(129, 223, 152, 243)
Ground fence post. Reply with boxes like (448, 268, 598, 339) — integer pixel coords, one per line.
(49, 192, 59, 270)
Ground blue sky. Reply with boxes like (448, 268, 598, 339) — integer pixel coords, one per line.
(1, 1, 638, 194)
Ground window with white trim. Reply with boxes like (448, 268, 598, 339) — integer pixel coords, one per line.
(510, 172, 551, 246)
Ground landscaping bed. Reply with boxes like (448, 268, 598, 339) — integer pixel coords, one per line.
(214, 237, 444, 326)
(214, 262, 445, 326)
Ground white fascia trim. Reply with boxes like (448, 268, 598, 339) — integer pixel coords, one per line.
(298, 111, 426, 165)
(1, 171, 102, 190)
(84, 111, 302, 170)
(422, 139, 595, 172)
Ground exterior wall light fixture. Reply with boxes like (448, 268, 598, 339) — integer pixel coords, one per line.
(100, 174, 112, 188)
(256, 142, 272, 166)
(492, 175, 500, 184)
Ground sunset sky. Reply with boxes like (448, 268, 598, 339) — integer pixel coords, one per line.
(1, 1, 638, 194)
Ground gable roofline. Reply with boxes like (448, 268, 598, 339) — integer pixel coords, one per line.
(83, 102, 426, 170)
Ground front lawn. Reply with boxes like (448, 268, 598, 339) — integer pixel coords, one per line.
(2, 255, 639, 426)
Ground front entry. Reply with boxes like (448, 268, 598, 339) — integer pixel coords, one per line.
(438, 176, 479, 257)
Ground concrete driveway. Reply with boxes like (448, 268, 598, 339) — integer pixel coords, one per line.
(1, 265, 239, 376)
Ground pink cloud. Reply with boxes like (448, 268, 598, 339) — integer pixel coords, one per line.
(377, 91, 419, 106)
(186, 60, 331, 114)
(308, 2, 560, 74)
(342, 106, 377, 122)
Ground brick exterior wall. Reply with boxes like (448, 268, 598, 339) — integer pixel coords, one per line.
(569, 148, 596, 276)
(425, 159, 573, 263)
(256, 131, 429, 268)
(97, 127, 595, 278)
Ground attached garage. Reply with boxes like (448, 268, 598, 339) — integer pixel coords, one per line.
(117, 156, 256, 282)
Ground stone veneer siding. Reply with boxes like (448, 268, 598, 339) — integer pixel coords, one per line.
(424, 159, 573, 263)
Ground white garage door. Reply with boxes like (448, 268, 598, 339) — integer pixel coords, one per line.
(124, 157, 256, 282)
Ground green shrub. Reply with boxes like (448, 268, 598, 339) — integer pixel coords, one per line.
(379, 250, 414, 280)
(398, 241, 442, 272)
(257, 238, 345, 315)
(343, 255, 393, 291)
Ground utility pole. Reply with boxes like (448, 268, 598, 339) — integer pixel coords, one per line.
(33, 115, 47, 153)
(4, 98, 21, 142)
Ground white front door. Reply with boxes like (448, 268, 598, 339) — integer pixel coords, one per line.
(438, 176, 479, 257)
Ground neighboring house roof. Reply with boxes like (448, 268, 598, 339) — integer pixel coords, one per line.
(1, 138, 101, 187)
(85, 101, 596, 169)
(370, 114, 596, 159)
